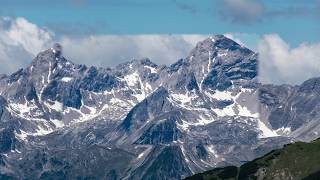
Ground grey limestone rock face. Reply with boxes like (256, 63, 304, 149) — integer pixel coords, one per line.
(259, 77, 320, 140)
(0, 35, 318, 179)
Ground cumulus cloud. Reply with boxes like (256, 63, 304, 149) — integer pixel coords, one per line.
(4, 18, 53, 55)
(0, 17, 53, 73)
(0, 17, 207, 74)
(60, 34, 207, 67)
(258, 34, 320, 85)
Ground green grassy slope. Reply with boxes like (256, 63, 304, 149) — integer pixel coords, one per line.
(185, 138, 320, 180)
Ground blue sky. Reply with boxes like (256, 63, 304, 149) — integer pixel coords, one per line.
(0, 0, 319, 47)
(0, 0, 319, 84)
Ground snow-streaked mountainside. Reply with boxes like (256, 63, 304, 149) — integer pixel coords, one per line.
(0, 35, 319, 179)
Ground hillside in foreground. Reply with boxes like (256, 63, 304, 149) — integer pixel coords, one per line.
(186, 138, 320, 180)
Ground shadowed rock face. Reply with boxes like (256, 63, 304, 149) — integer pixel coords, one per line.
(0, 35, 318, 179)
(259, 77, 320, 140)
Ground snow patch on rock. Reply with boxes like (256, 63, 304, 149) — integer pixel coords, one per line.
(61, 77, 73, 82)
(257, 120, 279, 138)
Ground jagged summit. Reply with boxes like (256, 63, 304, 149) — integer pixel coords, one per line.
(30, 43, 68, 69)
(116, 57, 158, 70)
(188, 34, 253, 60)
(51, 43, 63, 56)
(171, 34, 259, 91)
(210, 34, 244, 49)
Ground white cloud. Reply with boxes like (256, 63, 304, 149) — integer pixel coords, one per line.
(3, 17, 53, 55)
(258, 34, 320, 85)
(0, 17, 53, 74)
(60, 34, 207, 67)
(0, 17, 208, 74)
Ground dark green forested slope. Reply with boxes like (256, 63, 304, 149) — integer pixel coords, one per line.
(185, 138, 320, 180)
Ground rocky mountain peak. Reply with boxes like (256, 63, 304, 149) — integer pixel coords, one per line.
(179, 35, 258, 91)
(116, 58, 158, 72)
(52, 43, 62, 57)
(30, 43, 66, 68)
(188, 34, 253, 62)
(132, 58, 157, 67)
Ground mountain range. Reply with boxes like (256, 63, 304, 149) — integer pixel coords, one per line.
(0, 35, 319, 179)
